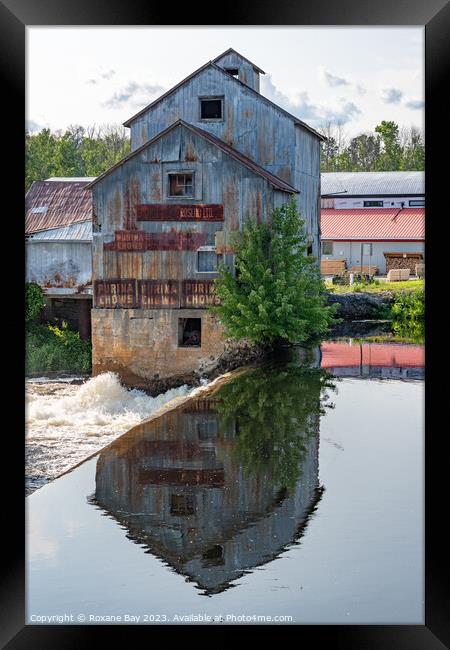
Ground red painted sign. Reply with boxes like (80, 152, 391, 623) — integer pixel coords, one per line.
(94, 279, 137, 308)
(136, 204, 224, 222)
(181, 280, 220, 308)
(104, 230, 207, 251)
(138, 280, 179, 308)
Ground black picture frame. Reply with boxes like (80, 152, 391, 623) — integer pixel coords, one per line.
(2, 1, 448, 646)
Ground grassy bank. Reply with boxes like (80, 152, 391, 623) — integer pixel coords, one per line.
(26, 321, 92, 374)
(326, 279, 424, 294)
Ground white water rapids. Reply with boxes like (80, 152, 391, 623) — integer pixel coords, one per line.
(25, 372, 193, 495)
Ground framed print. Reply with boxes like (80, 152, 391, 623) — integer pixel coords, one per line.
(2, 0, 449, 646)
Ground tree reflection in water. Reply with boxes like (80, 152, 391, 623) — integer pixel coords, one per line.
(215, 361, 337, 490)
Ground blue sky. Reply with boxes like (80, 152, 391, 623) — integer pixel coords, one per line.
(26, 26, 424, 138)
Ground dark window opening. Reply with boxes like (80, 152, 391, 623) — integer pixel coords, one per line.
(197, 250, 219, 272)
(197, 420, 219, 440)
(202, 545, 224, 567)
(200, 98, 223, 120)
(307, 244, 313, 256)
(225, 68, 239, 77)
(168, 173, 194, 197)
(363, 200, 383, 207)
(322, 241, 333, 255)
(170, 494, 195, 516)
(179, 318, 201, 347)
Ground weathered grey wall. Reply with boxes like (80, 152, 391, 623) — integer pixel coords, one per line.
(26, 241, 92, 289)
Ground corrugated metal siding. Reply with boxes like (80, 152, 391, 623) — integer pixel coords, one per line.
(321, 172, 424, 197)
(321, 208, 425, 240)
(25, 180, 93, 233)
(92, 123, 292, 283)
(26, 220, 92, 241)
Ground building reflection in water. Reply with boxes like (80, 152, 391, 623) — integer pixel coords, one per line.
(91, 357, 335, 596)
(321, 341, 424, 380)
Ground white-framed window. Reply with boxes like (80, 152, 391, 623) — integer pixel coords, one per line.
(199, 96, 224, 121)
(322, 241, 333, 255)
(168, 172, 194, 197)
(197, 246, 220, 273)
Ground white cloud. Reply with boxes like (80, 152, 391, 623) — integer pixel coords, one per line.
(381, 88, 403, 104)
(320, 68, 350, 87)
(102, 81, 166, 109)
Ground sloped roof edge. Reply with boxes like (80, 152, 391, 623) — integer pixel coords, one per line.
(86, 119, 299, 193)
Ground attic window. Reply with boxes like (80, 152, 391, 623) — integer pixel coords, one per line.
(200, 97, 223, 120)
(225, 68, 239, 77)
(168, 173, 194, 197)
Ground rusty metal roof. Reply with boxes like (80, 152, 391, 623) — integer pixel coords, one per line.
(122, 60, 325, 141)
(321, 208, 425, 240)
(25, 180, 93, 234)
(87, 119, 299, 194)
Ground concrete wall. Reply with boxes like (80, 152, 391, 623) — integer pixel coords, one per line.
(92, 308, 228, 386)
(321, 240, 425, 274)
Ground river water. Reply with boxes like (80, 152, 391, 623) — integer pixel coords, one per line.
(26, 339, 424, 625)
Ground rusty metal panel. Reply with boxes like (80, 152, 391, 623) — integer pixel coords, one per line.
(136, 203, 224, 222)
(25, 181, 93, 234)
(137, 280, 180, 309)
(182, 398, 222, 413)
(94, 279, 137, 308)
(104, 230, 207, 251)
(181, 280, 220, 308)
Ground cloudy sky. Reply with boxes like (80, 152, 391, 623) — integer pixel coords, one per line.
(26, 26, 424, 138)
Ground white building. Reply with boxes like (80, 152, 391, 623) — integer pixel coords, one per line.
(320, 171, 425, 276)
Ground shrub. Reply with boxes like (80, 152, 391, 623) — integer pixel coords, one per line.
(390, 289, 424, 340)
(211, 199, 337, 346)
(26, 321, 91, 373)
(25, 282, 45, 323)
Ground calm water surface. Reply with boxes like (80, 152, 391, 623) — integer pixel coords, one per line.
(26, 340, 424, 624)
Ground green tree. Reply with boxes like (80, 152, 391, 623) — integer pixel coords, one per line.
(25, 282, 44, 323)
(374, 120, 403, 171)
(212, 200, 337, 346)
(346, 133, 381, 171)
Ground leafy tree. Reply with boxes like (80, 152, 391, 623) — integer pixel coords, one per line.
(212, 200, 337, 346)
(25, 282, 44, 323)
(374, 120, 403, 171)
(346, 133, 381, 171)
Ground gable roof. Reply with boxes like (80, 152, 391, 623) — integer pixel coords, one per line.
(86, 119, 299, 193)
(212, 48, 266, 74)
(122, 59, 325, 141)
(25, 179, 93, 234)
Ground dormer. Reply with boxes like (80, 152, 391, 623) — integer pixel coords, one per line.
(213, 48, 265, 93)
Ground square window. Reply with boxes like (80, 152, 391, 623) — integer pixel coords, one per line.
(200, 98, 223, 120)
(170, 494, 194, 516)
(322, 241, 333, 255)
(225, 68, 239, 77)
(178, 318, 201, 347)
(168, 173, 194, 197)
(197, 250, 219, 272)
(197, 420, 219, 440)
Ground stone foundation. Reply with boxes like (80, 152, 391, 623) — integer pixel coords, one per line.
(92, 307, 266, 393)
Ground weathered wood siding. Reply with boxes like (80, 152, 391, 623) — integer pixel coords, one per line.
(93, 122, 291, 284)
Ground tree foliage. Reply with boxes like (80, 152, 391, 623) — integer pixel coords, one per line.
(25, 124, 131, 192)
(25, 282, 44, 323)
(320, 120, 424, 172)
(211, 200, 337, 346)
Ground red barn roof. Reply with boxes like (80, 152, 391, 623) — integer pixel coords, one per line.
(321, 208, 425, 241)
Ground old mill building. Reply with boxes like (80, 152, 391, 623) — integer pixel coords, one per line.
(87, 49, 325, 387)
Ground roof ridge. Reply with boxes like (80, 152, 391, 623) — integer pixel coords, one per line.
(87, 119, 299, 193)
(122, 60, 324, 140)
